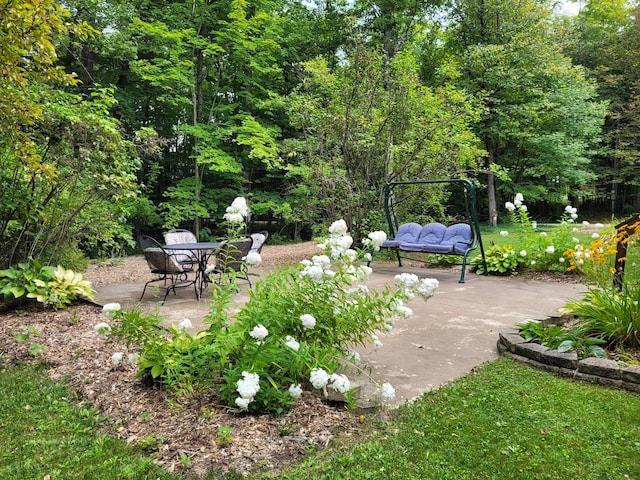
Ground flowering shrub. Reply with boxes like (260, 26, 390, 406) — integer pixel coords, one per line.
(475, 194, 588, 276)
(106, 220, 439, 414)
(223, 196, 249, 239)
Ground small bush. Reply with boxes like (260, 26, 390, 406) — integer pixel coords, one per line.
(0, 260, 94, 309)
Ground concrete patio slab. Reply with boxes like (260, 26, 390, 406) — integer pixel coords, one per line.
(93, 263, 586, 408)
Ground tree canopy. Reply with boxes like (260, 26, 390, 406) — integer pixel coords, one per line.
(1, 0, 638, 266)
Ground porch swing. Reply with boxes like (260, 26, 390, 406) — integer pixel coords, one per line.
(372, 178, 487, 283)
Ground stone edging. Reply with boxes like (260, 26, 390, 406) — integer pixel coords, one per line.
(497, 331, 640, 393)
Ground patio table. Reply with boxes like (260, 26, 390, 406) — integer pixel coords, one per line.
(163, 242, 221, 299)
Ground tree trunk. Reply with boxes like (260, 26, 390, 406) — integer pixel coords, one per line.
(486, 137, 498, 226)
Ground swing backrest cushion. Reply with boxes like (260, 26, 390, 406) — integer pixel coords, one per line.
(441, 223, 473, 254)
(382, 222, 422, 248)
(398, 222, 447, 252)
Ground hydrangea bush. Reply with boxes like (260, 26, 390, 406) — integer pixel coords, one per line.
(102, 220, 439, 414)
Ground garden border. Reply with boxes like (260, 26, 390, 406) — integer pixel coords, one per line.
(497, 329, 640, 393)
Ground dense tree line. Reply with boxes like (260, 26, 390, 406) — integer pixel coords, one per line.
(0, 0, 638, 267)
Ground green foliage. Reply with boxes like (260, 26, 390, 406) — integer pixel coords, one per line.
(474, 244, 524, 275)
(0, 260, 94, 308)
(288, 45, 482, 238)
(516, 320, 607, 359)
(562, 284, 640, 348)
(107, 222, 434, 413)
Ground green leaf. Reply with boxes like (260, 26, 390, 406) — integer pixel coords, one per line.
(557, 340, 575, 353)
(589, 345, 608, 359)
(15, 332, 29, 343)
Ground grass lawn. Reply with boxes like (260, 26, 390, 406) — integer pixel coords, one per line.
(265, 358, 640, 480)
(0, 361, 183, 480)
(3, 358, 638, 479)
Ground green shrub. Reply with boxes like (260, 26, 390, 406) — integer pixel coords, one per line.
(473, 244, 525, 275)
(561, 284, 640, 348)
(517, 320, 607, 359)
(103, 220, 439, 414)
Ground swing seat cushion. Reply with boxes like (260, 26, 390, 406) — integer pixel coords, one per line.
(381, 222, 422, 248)
(398, 223, 473, 255)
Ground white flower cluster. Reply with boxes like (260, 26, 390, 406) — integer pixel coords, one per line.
(505, 193, 527, 212)
(102, 302, 121, 319)
(176, 318, 192, 331)
(362, 230, 387, 252)
(564, 205, 578, 222)
(235, 371, 260, 410)
(111, 352, 140, 369)
(394, 273, 439, 301)
(93, 322, 111, 337)
(285, 335, 300, 351)
(308, 368, 351, 394)
(224, 197, 249, 224)
(380, 382, 396, 400)
(300, 313, 316, 330)
(318, 220, 356, 261)
(249, 324, 269, 343)
(243, 251, 262, 267)
(299, 255, 336, 283)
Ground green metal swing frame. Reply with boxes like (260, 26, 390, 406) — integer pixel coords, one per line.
(381, 178, 488, 283)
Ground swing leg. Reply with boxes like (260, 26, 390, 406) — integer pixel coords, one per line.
(396, 249, 403, 267)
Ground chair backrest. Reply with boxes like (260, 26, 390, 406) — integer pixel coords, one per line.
(249, 230, 269, 253)
(163, 229, 197, 264)
(142, 247, 185, 274)
(415, 222, 447, 245)
(442, 223, 473, 253)
(138, 234, 161, 251)
(164, 229, 197, 245)
(394, 223, 423, 242)
(216, 238, 253, 273)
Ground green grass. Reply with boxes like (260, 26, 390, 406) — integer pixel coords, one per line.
(0, 360, 183, 480)
(263, 358, 640, 480)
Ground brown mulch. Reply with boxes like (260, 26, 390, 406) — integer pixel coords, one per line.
(0, 242, 368, 478)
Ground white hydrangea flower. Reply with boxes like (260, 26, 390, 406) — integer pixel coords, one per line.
(93, 322, 111, 336)
(570, 213, 578, 220)
(300, 314, 316, 330)
(519, 205, 528, 212)
(381, 382, 396, 400)
(559, 257, 565, 263)
(582, 220, 590, 226)
(371, 334, 383, 349)
(364, 252, 372, 262)
(285, 335, 300, 351)
(223, 211, 244, 223)
(514, 193, 524, 203)
(343, 249, 358, 262)
(128, 353, 140, 365)
(236, 371, 260, 400)
(244, 251, 262, 266)
(520, 250, 527, 257)
(328, 219, 348, 235)
(111, 352, 124, 369)
(312, 255, 331, 269)
(531, 260, 536, 265)
(592, 233, 600, 239)
(349, 351, 361, 363)
(395, 273, 419, 289)
(102, 303, 121, 319)
(500, 231, 509, 236)
(230, 196, 249, 216)
(416, 278, 439, 300)
(235, 397, 251, 410)
(310, 367, 330, 389)
(505, 201, 516, 212)
(288, 383, 303, 399)
(367, 230, 387, 250)
(177, 318, 193, 330)
(249, 324, 269, 342)
(546, 246, 555, 254)
(540, 232, 547, 236)
(300, 264, 324, 282)
(395, 305, 413, 318)
(328, 373, 351, 394)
